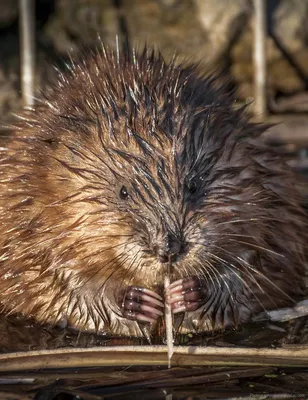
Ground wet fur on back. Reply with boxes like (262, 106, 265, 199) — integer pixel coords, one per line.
(0, 46, 307, 336)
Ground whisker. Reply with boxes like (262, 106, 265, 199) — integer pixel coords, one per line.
(189, 239, 293, 314)
(206, 251, 273, 312)
(217, 217, 275, 225)
(227, 239, 284, 257)
(209, 244, 294, 306)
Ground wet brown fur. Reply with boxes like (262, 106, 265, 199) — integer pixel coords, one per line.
(0, 46, 307, 336)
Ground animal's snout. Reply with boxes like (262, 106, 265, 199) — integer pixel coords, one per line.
(154, 233, 183, 263)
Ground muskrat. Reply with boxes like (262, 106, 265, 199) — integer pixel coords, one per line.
(0, 46, 306, 337)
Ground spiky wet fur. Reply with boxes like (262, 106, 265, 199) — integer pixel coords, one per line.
(0, 47, 306, 337)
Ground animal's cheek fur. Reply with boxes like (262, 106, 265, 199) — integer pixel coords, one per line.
(180, 215, 260, 277)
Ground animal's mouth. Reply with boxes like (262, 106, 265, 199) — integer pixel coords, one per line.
(157, 253, 180, 264)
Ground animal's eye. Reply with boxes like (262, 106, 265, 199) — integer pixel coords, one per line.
(119, 185, 129, 200)
(187, 180, 197, 194)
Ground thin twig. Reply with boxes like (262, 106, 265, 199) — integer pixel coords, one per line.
(253, 0, 267, 119)
(19, 0, 35, 108)
(1, 345, 308, 371)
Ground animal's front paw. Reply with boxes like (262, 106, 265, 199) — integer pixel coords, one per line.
(121, 286, 164, 323)
(165, 277, 207, 314)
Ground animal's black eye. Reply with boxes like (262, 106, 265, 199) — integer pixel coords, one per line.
(187, 180, 197, 194)
(119, 185, 129, 200)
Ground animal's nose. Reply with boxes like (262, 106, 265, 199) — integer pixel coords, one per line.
(154, 233, 183, 264)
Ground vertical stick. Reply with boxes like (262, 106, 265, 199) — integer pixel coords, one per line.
(19, 0, 36, 108)
(164, 261, 173, 368)
(253, 0, 267, 119)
